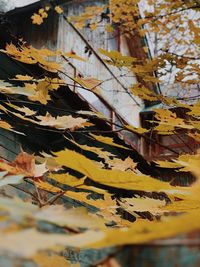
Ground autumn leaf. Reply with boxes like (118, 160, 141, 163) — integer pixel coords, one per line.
(49, 172, 86, 187)
(36, 179, 130, 227)
(53, 149, 186, 193)
(21, 78, 64, 104)
(90, 23, 98, 30)
(1, 44, 61, 72)
(187, 103, 200, 117)
(130, 84, 158, 101)
(105, 23, 114, 33)
(175, 152, 200, 177)
(75, 76, 101, 92)
(69, 5, 104, 29)
(36, 113, 93, 130)
(118, 196, 167, 215)
(90, 211, 200, 248)
(90, 134, 131, 150)
(64, 52, 86, 61)
(34, 163, 48, 178)
(36, 153, 60, 171)
(154, 160, 182, 169)
(0, 228, 104, 257)
(0, 0, 200, 261)
(36, 180, 115, 211)
(65, 136, 116, 163)
(188, 20, 200, 45)
(0, 120, 13, 131)
(0, 151, 48, 178)
(6, 108, 93, 132)
(125, 125, 148, 134)
(154, 109, 193, 134)
(108, 157, 137, 171)
(31, 8, 48, 25)
(31, 13, 44, 25)
(99, 49, 137, 67)
(55, 6, 63, 14)
(13, 151, 48, 178)
(28, 82, 51, 104)
(0, 197, 37, 222)
(7, 103, 36, 116)
(12, 151, 35, 176)
(12, 74, 34, 81)
(36, 206, 106, 230)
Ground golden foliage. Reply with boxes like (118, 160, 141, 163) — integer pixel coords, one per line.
(53, 149, 185, 192)
(0, 1, 200, 265)
(36, 113, 93, 131)
(1, 44, 61, 72)
(90, 134, 131, 150)
(55, 6, 63, 14)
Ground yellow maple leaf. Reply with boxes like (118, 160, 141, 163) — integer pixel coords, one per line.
(65, 136, 116, 163)
(90, 23, 98, 30)
(0, 120, 24, 135)
(54, 149, 185, 193)
(36, 205, 106, 230)
(12, 75, 33, 81)
(36, 113, 93, 130)
(55, 6, 63, 14)
(64, 52, 86, 61)
(74, 21, 85, 29)
(99, 49, 137, 67)
(154, 109, 193, 133)
(29, 86, 51, 104)
(50, 173, 86, 188)
(7, 103, 36, 116)
(130, 84, 157, 101)
(36, 180, 113, 210)
(188, 20, 200, 45)
(118, 196, 167, 215)
(75, 77, 101, 91)
(155, 160, 182, 169)
(105, 23, 114, 33)
(0, 228, 102, 257)
(0, 151, 48, 178)
(31, 13, 43, 25)
(109, 157, 137, 171)
(1, 44, 62, 72)
(125, 125, 148, 134)
(90, 134, 131, 150)
(0, 120, 13, 131)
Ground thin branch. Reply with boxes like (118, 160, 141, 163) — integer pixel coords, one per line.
(51, 1, 141, 107)
(10, 184, 39, 202)
(144, 4, 200, 22)
(74, 128, 124, 134)
(46, 191, 65, 205)
(161, 50, 200, 61)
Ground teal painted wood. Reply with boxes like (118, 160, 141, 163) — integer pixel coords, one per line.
(116, 245, 200, 267)
(0, 129, 20, 161)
